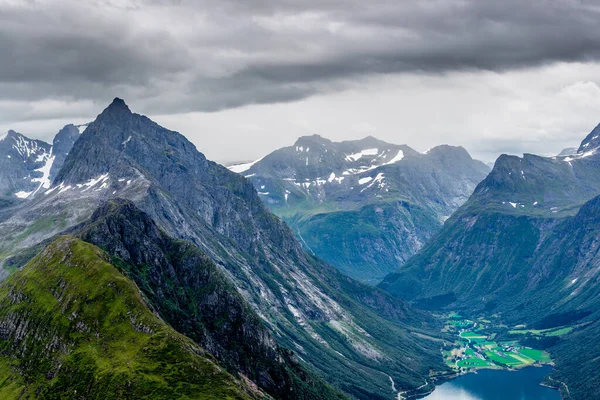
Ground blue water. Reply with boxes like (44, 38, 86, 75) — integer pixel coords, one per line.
(421, 366, 562, 400)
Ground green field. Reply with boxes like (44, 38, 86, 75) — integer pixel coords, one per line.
(457, 357, 493, 368)
(518, 348, 551, 363)
(509, 326, 573, 336)
(485, 351, 522, 366)
(460, 331, 488, 343)
(448, 319, 473, 327)
(443, 314, 553, 371)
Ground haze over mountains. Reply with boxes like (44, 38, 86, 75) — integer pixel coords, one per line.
(0, 99, 446, 400)
(229, 135, 489, 283)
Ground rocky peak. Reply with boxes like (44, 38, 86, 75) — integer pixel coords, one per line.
(49, 124, 82, 182)
(293, 134, 332, 149)
(425, 145, 472, 161)
(350, 135, 390, 148)
(94, 97, 133, 124)
(3, 129, 23, 143)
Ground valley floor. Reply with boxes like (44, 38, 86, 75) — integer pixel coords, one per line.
(397, 313, 571, 399)
(442, 313, 553, 370)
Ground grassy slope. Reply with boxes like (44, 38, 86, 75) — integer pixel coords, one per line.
(0, 236, 258, 400)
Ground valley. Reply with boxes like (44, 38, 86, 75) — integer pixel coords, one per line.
(441, 314, 554, 371)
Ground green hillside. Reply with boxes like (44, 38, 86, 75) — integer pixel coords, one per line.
(0, 236, 259, 399)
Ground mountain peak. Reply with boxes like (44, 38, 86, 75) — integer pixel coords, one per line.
(558, 147, 578, 157)
(98, 97, 132, 119)
(6, 129, 19, 138)
(109, 97, 129, 109)
(293, 134, 332, 148)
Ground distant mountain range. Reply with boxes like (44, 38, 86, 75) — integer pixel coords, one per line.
(0, 99, 447, 400)
(380, 123, 600, 399)
(229, 135, 490, 283)
(0, 124, 86, 201)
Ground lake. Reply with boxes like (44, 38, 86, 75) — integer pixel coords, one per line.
(420, 366, 562, 400)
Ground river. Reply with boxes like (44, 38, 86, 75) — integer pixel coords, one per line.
(420, 365, 561, 400)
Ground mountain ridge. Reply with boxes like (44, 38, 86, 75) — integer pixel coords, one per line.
(379, 123, 600, 399)
(229, 134, 490, 283)
(0, 98, 447, 399)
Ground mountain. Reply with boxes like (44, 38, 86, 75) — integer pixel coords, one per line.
(71, 198, 347, 400)
(557, 147, 577, 157)
(0, 99, 447, 399)
(229, 134, 490, 283)
(0, 124, 83, 201)
(379, 123, 600, 399)
(0, 235, 261, 399)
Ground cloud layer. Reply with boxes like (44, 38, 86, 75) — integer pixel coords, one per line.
(2, 0, 600, 162)
(3, 0, 600, 113)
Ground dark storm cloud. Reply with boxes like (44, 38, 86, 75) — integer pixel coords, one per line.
(2, 0, 600, 116)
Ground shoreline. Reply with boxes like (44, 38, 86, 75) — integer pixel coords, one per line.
(404, 365, 563, 400)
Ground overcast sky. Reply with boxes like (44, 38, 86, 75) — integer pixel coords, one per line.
(2, 0, 600, 163)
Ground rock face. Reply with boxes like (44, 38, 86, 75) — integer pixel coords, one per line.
(230, 135, 490, 283)
(0, 125, 82, 201)
(49, 124, 83, 181)
(379, 124, 600, 399)
(73, 198, 347, 400)
(0, 98, 446, 399)
(0, 236, 260, 399)
(0, 130, 52, 199)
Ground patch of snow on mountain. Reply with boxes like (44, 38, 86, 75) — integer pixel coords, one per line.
(31, 153, 56, 192)
(14, 190, 33, 199)
(579, 149, 596, 158)
(345, 148, 378, 162)
(12, 134, 42, 158)
(358, 176, 372, 185)
(77, 124, 89, 134)
(79, 173, 110, 192)
(384, 150, 404, 165)
(228, 157, 264, 173)
(361, 173, 386, 193)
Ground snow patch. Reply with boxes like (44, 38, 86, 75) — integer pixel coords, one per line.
(228, 157, 264, 173)
(77, 124, 88, 134)
(345, 148, 378, 162)
(361, 173, 386, 193)
(358, 176, 372, 185)
(384, 150, 404, 165)
(31, 153, 55, 191)
(14, 190, 33, 199)
(79, 174, 110, 192)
